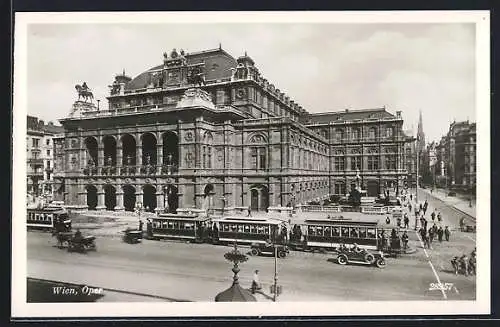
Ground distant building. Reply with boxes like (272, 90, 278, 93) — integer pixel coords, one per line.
(436, 121, 476, 191)
(26, 116, 64, 200)
(402, 128, 417, 188)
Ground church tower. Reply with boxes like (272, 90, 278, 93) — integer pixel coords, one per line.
(417, 110, 426, 152)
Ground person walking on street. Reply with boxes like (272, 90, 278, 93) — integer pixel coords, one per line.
(404, 213, 409, 229)
(402, 231, 409, 249)
(437, 226, 444, 243)
(385, 216, 391, 225)
(431, 210, 436, 221)
(437, 212, 442, 222)
(251, 270, 261, 294)
(428, 227, 434, 243)
(444, 226, 451, 241)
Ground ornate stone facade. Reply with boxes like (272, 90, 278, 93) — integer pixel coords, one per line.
(57, 47, 409, 213)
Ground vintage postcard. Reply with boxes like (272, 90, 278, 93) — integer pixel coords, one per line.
(12, 11, 490, 318)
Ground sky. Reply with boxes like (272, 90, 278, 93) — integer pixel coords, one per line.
(26, 22, 476, 142)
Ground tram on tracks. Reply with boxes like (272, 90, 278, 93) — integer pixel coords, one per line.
(288, 218, 398, 252)
(27, 206, 72, 231)
(149, 213, 212, 243)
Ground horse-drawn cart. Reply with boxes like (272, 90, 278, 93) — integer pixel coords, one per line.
(68, 235, 97, 253)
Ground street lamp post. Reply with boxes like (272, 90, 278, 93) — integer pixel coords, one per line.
(135, 201, 143, 224)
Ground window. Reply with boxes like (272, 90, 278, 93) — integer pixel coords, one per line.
(386, 155, 397, 170)
(369, 128, 376, 140)
(335, 129, 344, 140)
(368, 156, 379, 170)
(351, 128, 360, 140)
(32, 138, 39, 148)
(47, 149, 51, 156)
(351, 156, 362, 170)
(386, 127, 394, 138)
(250, 147, 267, 170)
(46, 139, 50, 146)
(46, 161, 51, 169)
(202, 146, 212, 168)
(334, 157, 345, 171)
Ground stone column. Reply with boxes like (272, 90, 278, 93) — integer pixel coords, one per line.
(96, 187, 106, 211)
(136, 189, 144, 206)
(98, 144, 105, 167)
(77, 182, 87, 208)
(155, 190, 165, 214)
(115, 186, 124, 211)
(136, 145, 143, 167)
(157, 142, 163, 174)
(117, 144, 123, 167)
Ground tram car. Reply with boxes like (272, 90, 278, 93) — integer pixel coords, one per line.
(27, 206, 71, 231)
(211, 216, 286, 246)
(288, 217, 400, 253)
(149, 213, 212, 243)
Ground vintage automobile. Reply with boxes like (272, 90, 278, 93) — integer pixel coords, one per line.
(335, 246, 386, 268)
(68, 234, 97, 253)
(122, 229, 143, 244)
(250, 242, 289, 258)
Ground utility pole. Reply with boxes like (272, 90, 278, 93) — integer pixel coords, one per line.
(273, 243, 278, 302)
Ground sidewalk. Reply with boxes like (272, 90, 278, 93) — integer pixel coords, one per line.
(419, 188, 475, 219)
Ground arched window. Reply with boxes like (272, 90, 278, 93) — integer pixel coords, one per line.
(386, 127, 394, 138)
(369, 127, 377, 140)
(335, 129, 344, 141)
(351, 128, 360, 140)
(250, 147, 266, 170)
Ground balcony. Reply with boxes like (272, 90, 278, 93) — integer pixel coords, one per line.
(82, 164, 179, 177)
(28, 158, 43, 168)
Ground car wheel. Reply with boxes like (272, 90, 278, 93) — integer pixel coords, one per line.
(364, 253, 375, 264)
(376, 258, 386, 268)
(251, 248, 259, 256)
(337, 254, 348, 265)
(278, 250, 287, 258)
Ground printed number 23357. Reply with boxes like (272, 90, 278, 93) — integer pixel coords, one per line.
(429, 282, 453, 291)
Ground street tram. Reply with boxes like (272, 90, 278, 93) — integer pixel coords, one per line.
(150, 213, 212, 243)
(27, 206, 71, 231)
(289, 218, 398, 252)
(211, 216, 284, 245)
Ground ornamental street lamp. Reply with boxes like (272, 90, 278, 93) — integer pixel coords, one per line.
(135, 201, 143, 222)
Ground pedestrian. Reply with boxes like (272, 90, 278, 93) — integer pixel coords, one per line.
(410, 194, 413, 201)
(403, 213, 409, 229)
(428, 227, 435, 243)
(437, 212, 442, 222)
(397, 217, 402, 228)
(247, 205, 252, 217)
(385, 216, 391, 225)
(251, 270, 261, 294)
(437, 226, 444, 243)
(431, 211, 436, 221)
(409, 203, 412, 213)
(146, 218, 152, 238)
(444, 226, 451, 241)
(419, 203, 423, 211)
(402, 231, 409, 249)
(138, 219, 143, 232)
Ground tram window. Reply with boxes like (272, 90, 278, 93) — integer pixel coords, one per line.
(341, 227, 349, 237)
(332, 227, 340, 237)
(223, 224, 230, 232)
(257, 226, 264, 234)
(359, 228, 367, 238)
(244, 225, 250, 233)
(367, 228, 376, 239)
(324, 227, 331, 237)
(250, 226, 256, 234)
(35, 214, 40, 221)
(350, 228, 359, 238)
(237, 225, 243, 233)
(316, 226, 323, 236)
(185, 223, 194, 230)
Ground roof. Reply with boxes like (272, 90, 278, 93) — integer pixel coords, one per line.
(214, 281, 257, 302)
(125, 48, 237, 91)
(214, 217, 282, 225)
(304, 108, 396, 124)
(304, 219, 379, 227)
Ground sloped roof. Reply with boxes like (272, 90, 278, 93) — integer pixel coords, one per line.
(305, 108, 395, 124)
(214, 281, 257, 302)
(125, 48, 238, 91)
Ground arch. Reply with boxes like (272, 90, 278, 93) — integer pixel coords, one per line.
(103, 135, 117, 166)
(104, 184, 116, 210)
(163, 131, 179, 166)
(123, 184, 136, 211)
(121, 134, 136, 166)
(248, 133, 267, 144)
(367, 180, 380, 197)
(142, 184, 156, 212)
(202, 183, 216, 212)
(84, 137, 98, 165)
(164, 184, 178, 214)
(86, 185, 98, 210)
(141, 132, 157, 165)
(203, 131, 213, 143)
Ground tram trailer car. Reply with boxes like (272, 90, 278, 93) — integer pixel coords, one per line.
(150, 214, 212, 243)
(211, 216, 286, 246)
(27, 206, 71, 231)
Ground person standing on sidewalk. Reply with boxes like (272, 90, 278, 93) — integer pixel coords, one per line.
(437, 226, 444, 243)
(444, 226, 451, 241)
(404, 213, 409, 229)
(428, 226, 435, 243)
(402, 231, 409, 249)
(437, 212, 442, 222)
(431, 210, 436, 222)
(251, 270, 261, 294)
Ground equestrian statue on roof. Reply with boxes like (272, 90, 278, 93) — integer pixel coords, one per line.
(75, 82, 94, 102)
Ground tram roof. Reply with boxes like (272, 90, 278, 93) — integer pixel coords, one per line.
(155, 214, 211, 222)
(303, 218, 379, 227)
(213, 216, 282, 225)
(27, 206, 67, 214)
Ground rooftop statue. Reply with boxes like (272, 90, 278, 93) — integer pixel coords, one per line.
(75, 82, 94, 102)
